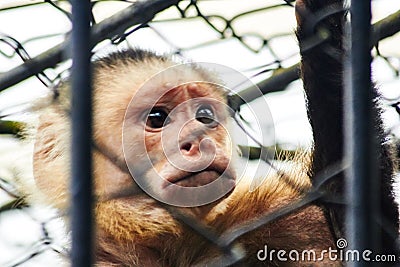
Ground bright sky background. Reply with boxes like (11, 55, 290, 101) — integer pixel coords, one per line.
(0, 1, 399, 266)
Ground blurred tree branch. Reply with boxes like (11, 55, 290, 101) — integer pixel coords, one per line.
(0, 120, 25, 137)
(0, 177, 27, 213)
(234, 8, 400, 106)
(0, 5, 399, 99)
(238, 144, 298, 161)
(371, 9, 400, 48)
(0, 198, 27, 213)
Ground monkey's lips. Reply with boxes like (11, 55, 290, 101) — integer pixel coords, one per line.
(162, 167, 235, 188)
(173, 170, 223, 187)
(158, 165, 236, 205)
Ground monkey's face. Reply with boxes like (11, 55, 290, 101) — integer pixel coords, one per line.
(123, 70, 236, 208)
(93, 62, 237, 210)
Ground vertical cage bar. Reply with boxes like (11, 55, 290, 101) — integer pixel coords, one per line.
(346, 0, 380, 264)
(70, 0, 93, 266)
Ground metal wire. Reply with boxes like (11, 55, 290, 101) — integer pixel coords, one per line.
(0, 0, 399, 266)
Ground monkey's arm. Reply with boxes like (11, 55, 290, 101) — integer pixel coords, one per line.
(296, 0, 345, 177)
(296, 0, 399, 253)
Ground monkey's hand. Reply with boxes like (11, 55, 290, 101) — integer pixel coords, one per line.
(295, 0, 344, 55)
(295, 0, 345, 176)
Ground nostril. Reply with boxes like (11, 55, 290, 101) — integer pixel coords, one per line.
(181, 142, 192, 152)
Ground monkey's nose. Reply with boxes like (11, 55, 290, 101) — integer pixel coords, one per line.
(181, 142, 192, 152)
(180, 142, 199, 157)
(180, 137, 216, 160)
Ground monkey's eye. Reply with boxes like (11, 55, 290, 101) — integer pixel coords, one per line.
(146, 108, 170, 129)
(196, 104, 216, 125)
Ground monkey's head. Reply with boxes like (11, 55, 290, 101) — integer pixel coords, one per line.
(33, 49, 237, 221)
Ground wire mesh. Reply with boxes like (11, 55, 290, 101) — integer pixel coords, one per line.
(0, 0, 399, 266)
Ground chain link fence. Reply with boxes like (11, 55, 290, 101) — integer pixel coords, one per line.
(0, 0, 400, 266)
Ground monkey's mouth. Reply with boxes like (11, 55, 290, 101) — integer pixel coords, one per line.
(162, 167, 235, 188)
(174, 170, 223, 187)
(158, 165, 236, 205)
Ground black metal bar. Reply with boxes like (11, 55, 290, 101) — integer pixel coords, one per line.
(346, 0, 379, 264)
(70, 0, 93, 266)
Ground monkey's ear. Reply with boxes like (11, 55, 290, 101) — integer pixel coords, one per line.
(33, 111, 70, 209)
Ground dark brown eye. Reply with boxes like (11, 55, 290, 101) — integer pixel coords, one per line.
(146, 108, 170, 129)
(196, 104, 216, 125)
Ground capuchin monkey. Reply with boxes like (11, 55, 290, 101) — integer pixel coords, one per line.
(31, 0, 399, 266)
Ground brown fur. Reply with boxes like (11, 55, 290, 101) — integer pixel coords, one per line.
(92, 158, 336, 266)
(29, 1, 355, 261)
(32, 52, 338, 266)
(29, 0, 400, 264)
